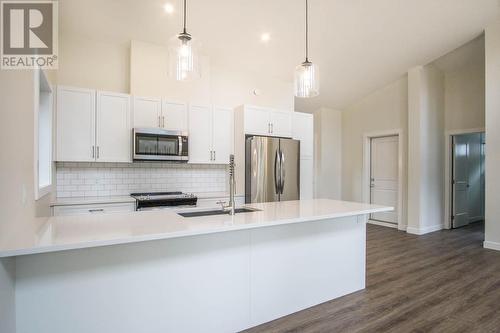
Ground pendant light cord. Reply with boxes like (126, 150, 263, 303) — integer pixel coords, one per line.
(183, 0, 187, 34)
(305, 0, 309, 62)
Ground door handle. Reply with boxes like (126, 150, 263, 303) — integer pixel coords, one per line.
(162, 116, 165, 128)
(271, 123, 274, 134)
(158, 116, 161, 127)
(214, 150, 216, 161)
(280, 150, 285, 194)
(91, 146, 95, 159)
(96, 146, 100, 159)
(274, 150, 280, 194)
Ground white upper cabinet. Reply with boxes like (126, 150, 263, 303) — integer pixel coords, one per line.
(241, 105, 292, 138)
(189, 105, 233, 164)
(212, 107, 233, 164)
(132, 96, 188, 132)
(188, 105, 213, 164)
(162, 101, 188, 132)
(132, 96, 161, 128)
(56, 86, 96, 162)
(270, 110, 292, 138)
(96, 91, 131, 163)
(57, 86, 131, 163)
(292, 112, 314, 158)
(244, 106, 271, 136)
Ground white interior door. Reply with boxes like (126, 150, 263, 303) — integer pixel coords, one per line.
(452, 135, 469, 228)
(212, 106, 233, 164)
(96, 91, 131, 163)
(370, 136, 399, 224)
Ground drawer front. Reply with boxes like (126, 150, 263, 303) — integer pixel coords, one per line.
(53, 203, 135, 216)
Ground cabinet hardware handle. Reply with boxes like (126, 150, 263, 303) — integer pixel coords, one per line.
(158, 116, 161, 127)
(92, 146, 95, 159)
(268, 123, 271, 134)
(162, 116, 165, 128)
(214, 151, 216, 161)
(97, 146, 100, 159)
(89, 209, 104, 213)
(271, 123, 274, 133)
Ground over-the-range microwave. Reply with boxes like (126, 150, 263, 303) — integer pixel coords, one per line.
(133, 128, 188, 162)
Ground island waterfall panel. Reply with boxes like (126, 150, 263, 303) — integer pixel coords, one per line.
(15, 216, 366, 333)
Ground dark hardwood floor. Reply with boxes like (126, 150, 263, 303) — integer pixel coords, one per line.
(244, 222, 500, 333)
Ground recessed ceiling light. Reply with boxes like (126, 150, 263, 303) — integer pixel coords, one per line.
(261, 33, 271, 42)
(163, 3, 174, 14)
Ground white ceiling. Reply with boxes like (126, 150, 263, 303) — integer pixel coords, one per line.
(59, 0, 499, 112)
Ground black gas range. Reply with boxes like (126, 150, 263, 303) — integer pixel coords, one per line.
(131, 192, 198, 211)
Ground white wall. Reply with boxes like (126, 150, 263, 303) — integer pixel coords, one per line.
(58, 32, 130, 93)
(440, 38, 486, 132)
(0, 69, 54, 333)
(58, 37, 294, 110)
(484, 18, 500, 251)
(130, 40, 293, 110)
(341, 77, 408, 220)
(313, 108, 342, 200)
(0, 259, 16, 333)
(407, 65, 445, 235)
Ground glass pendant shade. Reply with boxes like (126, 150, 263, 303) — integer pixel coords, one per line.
(168, 33, 201, 81)
(294, 61, 319, 98)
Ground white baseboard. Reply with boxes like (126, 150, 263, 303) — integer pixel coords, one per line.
(484, 241, 500, 251)
(406, 224, 443, 235)
(368, 220, 398, 229)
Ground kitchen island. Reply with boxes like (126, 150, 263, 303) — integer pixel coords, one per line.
(1, 199, 391, 333)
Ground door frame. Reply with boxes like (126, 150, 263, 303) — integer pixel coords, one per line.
(444, 127, 485, 229)
(362, 129, 404, 230)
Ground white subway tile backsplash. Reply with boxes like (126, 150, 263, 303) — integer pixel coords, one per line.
(56, 162, 228, 198)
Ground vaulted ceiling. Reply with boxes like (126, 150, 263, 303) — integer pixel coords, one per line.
(59, 0, 499, 111)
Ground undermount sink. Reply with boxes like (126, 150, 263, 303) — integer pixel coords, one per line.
(178, 207, 260, 218)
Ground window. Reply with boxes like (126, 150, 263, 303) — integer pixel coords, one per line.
(35, 70, 53, 199)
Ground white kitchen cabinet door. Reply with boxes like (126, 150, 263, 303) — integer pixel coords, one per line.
(292, 112, 314, 158)
(96, 91, 131, 163)
(270, 110, 292, 138)
(212, 107, 233, 164)
(300, 157, 314, 200)
(56, 86, 96, 162)
(162, 100, 188, 132)
(188, 104, 213, 163)
(132, 96, 161, 128)
(244, 106, 271, 136)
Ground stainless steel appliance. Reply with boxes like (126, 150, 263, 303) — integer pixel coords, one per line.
(131, 192, 197, 211)
(133, 128, 188, 162)
(245, 136, 300, 203)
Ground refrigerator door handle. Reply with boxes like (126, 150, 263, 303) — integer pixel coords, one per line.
(280, 150, 285, 194)
(274, 149, 280, 194)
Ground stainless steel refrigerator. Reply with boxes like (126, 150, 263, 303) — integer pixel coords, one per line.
(245, 136, 300, 203)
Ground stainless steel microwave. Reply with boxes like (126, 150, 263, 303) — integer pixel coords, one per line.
(133, 128, 188, 162)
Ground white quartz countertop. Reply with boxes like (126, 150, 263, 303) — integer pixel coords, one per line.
(0, 199, 392, 258)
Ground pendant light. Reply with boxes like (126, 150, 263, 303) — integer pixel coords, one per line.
(168, 0, 201, 81)
(294, 0, 319, 98)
